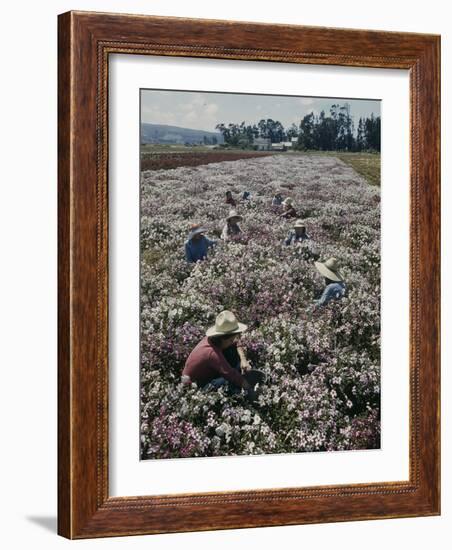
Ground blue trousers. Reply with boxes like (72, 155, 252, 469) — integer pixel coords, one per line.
(204, 345, 241, 393)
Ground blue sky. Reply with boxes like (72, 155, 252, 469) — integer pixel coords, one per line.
(141, 89, 381, 133)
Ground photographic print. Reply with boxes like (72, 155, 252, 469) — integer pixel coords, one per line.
(139, 89, 381, 460)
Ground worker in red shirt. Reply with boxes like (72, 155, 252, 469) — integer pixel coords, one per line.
(182, 310, 251, 393)
(225, 190, 237, 207)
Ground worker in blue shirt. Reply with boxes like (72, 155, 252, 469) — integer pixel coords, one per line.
(272, 192, 283, 206)
(285, 219, 310, 246)
(184, 224, 216, 263)
(314, 257, 346, 307)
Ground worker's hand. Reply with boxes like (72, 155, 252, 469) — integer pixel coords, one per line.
(241, 360, 252, 372)
(237, 346, 251, 371)
(181, 374, 192, 385)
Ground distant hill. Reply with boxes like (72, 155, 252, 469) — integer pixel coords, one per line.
(141, 123, 224, 145)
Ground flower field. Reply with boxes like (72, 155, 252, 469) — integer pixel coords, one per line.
(140, 154, 381, 459)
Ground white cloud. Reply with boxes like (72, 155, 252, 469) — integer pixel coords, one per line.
(205, 103, 219, 115)
(142, 95, 222, 131)
(183, 111, 198, 123)
(298, 98, 315, 106)
(141, 105, 177, 126)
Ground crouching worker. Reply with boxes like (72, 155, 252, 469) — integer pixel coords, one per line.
(225, 190, 237, 207)
(184, 223, 216, 263)
(271, 191, 283, 207)
(314, 257, 346, 307)
(181, 310, 252, 395)
(285, 219, 310, 246)
(279, 197, 297, 219)
(221, 210, 243, 241)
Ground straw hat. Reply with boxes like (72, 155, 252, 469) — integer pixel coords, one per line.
(314, 257, 343, 282)
(188, 223, 206, 240)
(226, 210, 243, 222)
(282, 197, 293, 206)
(206, 310, 248, 337)
(294, 219, 306, 229)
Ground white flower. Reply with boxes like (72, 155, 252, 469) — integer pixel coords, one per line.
(241, 412, 251, 424)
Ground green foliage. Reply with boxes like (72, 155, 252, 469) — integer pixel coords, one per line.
(215, 103, 381, 153)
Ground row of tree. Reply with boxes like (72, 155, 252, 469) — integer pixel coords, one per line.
(215, 104, 380, 152)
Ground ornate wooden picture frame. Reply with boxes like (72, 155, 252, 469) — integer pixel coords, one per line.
(58, 11, 440, 539)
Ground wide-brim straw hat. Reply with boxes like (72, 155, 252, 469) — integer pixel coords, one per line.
(226, 210, 243, 222)
(282, 197, 293, 206)
(294, 219, 306, 228)
(188, 224, 206, 240)
(206, 310, 248, 337)
(314, 257, 343, 282)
